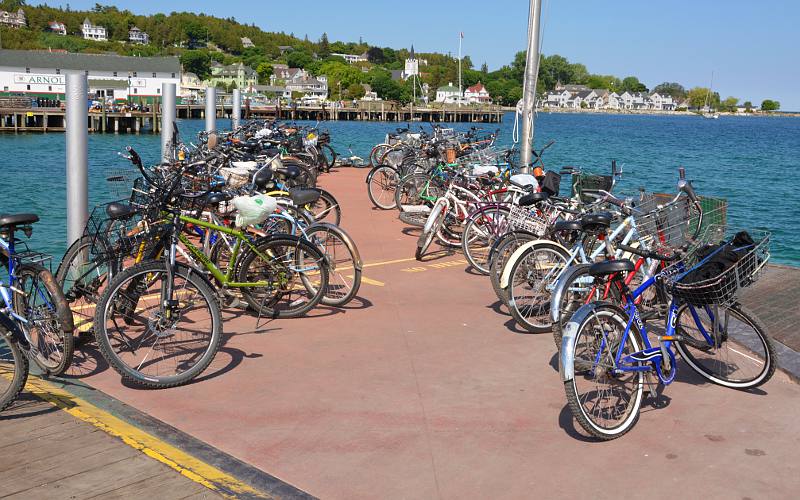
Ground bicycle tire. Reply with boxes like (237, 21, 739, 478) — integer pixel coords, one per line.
(398, 210, 429, 227)
(462, 205, 511, 275)
(564, 304, 644, 440)
(94, 261, 222, 389)
(506, 242, 570, 333)
(306, 224, 362, 307)
(13, 264, 75, 376)
(395, 173, 444, 213)
(674, 303, 776, 389)
(367, 165, 400, 210)
(0, 320, 28, 411)
(488, 230, 538, 304)
(237, 235, 329, 318)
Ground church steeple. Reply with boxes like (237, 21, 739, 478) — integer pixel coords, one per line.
(410, 45, 415, 60)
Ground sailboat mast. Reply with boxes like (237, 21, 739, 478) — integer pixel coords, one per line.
(519, 0, 543, 173)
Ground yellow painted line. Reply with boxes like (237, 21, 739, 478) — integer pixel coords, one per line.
(359, 276, 385, 287)
(21, 376, 269, 499)
(362, 256, 419, 269)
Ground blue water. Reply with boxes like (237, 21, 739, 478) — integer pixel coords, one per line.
(1, 113, 798, 266)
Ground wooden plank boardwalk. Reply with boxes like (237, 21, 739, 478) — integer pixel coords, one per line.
(0, 394, 221, 499)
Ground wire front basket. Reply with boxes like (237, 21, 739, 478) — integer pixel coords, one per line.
(84, 201, 165, 263)
(507, 203, 556, 236)
(632, 193, 727, 254)
(661, 226, 770, 307)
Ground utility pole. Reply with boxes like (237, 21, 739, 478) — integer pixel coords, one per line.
(519, 0, 543, 173)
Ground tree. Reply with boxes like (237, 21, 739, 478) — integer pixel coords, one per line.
(719, 96, 738, 112)
(317, 32, 330, 59)
(180, 50, 212, 79)
(621, 76, 647, 93)
(652, 82, 686, 100)
(346, 83, 365, 100)
(743, 101, 753, 112)
(366, 46, 385, 64)
(687, 87, 719, 109)
(761, 99, 780, 111)
(256, 62, 273, 84)
(480, 62, 488, 74)
(286, 49, 313, 68)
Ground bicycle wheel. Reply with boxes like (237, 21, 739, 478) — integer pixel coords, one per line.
(369, 144, 392, 167)
(306, 224, 362, 307)
(94, 261, 222, 388)
(367, 166, 400, 210)
(14, 264, 75, 376)
(0, 321, 28, 411)
(489, 231, 537, 304)
(320, 144, 337, 172)
(56, 235, 117, 339)
(674, 304, 775, 389)
(462, 205, 511, 274)
(506, 242, 570, 333)
(307, 188, 341, 226)
(564, 304, 644, 440)
(395, 173, 444, 213)
(552, 264, 601, 348)
(237, 236, 329, 318)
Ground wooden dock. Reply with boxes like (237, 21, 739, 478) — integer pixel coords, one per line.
(0, 102, 503, 133)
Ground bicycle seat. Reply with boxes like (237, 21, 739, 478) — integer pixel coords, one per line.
(250, 168, 273, 188)
(105, 203, 134, 220)
(274, 165, 301, 180)
(0, 213, 39, 229)
(288, 187, 320, 206)
(580, 212, 613, 232)
(519, 192, 549, 207)
(204, 192, 233, 206)
(553, 220, 582, 232)
(588, 259, 635, 277)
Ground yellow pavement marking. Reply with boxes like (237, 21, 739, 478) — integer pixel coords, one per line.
(19, 375, 269, 499)
(359, 276, 385, 287)
(401, 266, 428, 273)
(362, 256, 419, 269)
(401, 258, 468, 273)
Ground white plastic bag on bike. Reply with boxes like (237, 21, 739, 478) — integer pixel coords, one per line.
(232, 194, 277, 227)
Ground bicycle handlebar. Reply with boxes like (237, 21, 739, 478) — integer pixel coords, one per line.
(617, 243, 678, 262)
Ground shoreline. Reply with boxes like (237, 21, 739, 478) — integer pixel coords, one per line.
(499, 106, 799, 118)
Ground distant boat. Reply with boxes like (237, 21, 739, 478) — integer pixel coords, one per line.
(702, 71, 720, 119)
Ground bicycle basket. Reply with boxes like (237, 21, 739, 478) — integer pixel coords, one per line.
(106, 167, 139, 199)
(84, 201, 165, 263)
(572, 173, 613, 203)
(661, 227, 770, 307)
(507, 203, 555, 236)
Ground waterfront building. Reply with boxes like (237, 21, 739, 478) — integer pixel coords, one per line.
(129, 26, 149, 45)
(648, 92, 676, 111)
(0, 49, 180, 103)
(0, 8, 25, 28)
(252, 85, 291, 100)
(331, 53, 368, 64)
(464, 82, 491, 104)
(180, 72, 204, 102)
(285, 74, 328, 99)
(361, 84, 380, 101)
(207, 62, 258, 91)
(48, 21, 67, 35)
(241, 37, 255, 48)
(82, 18, 107, 41)
(435, 83, 462, 103)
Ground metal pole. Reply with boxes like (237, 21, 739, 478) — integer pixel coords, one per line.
(205, 86, 216, 133)
(458, 33, 462, 108)
(232, 88, 242, 129)
(160, 82, 176, 162)
(519, 0, 543, 173)
(65, 73, 88, 247)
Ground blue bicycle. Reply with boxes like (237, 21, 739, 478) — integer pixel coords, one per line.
(0, 310, 28, 410)
(1, 214, 74, 377)
(560, 203, 775, 440)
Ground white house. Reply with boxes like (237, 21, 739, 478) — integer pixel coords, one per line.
(435, 83, 461, 103)
(0, 9, 26, 28)
(331, 53, 368, 64)
(545, 89, 572, 107)
(128, 26, 149, 45)
(464, 82, 491, 104)
(180, 72, 204, 101)
(48, 21, 67, 36)
(648, 92, 676, 111)
(0, 49, 180, 103)
(82, 18, 107, 41)
(241, 37, 255, 48)
(285, 73, 328, 99)
(606, 92, 623, 110)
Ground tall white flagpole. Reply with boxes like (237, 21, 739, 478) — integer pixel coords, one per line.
(458, 32, 462, 108)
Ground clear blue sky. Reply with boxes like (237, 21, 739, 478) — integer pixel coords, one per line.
(34, 0, 800, 110)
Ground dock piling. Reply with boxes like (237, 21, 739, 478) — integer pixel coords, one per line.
(65, 72, 89, 247)
(161, 83, 177, 161)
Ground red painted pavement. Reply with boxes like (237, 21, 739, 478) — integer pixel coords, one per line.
(68, 167, 800, 499)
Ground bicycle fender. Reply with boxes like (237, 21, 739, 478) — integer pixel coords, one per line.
(307, 222, 363, 271)
(423, 199, 447, 234)
(499, 239, 570, 289)
(550, 263, 593, 325)
(560, 301, 616, 382)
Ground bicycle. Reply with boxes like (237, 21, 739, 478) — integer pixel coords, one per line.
(0, 311, 29, 411)
(1, 214, 74, 376)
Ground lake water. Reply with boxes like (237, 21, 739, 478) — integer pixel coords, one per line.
(1, 112, 798, 266)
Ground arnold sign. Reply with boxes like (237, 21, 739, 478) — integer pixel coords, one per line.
(14, 74, 66, 86)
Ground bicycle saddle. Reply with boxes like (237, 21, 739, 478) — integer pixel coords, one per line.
(588, 259, 635, 277)
(105, 203, 134, 220)
(0, 213, 39, 229)
(274, 164, 301, 180)
(250, 167, 273, 188)
(580, 212, 613, 232)
(553, 220, 582, 232)
(519, 192, 549, 206)
(204, 192, 233, 206)
(288, 187, 320, 206)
